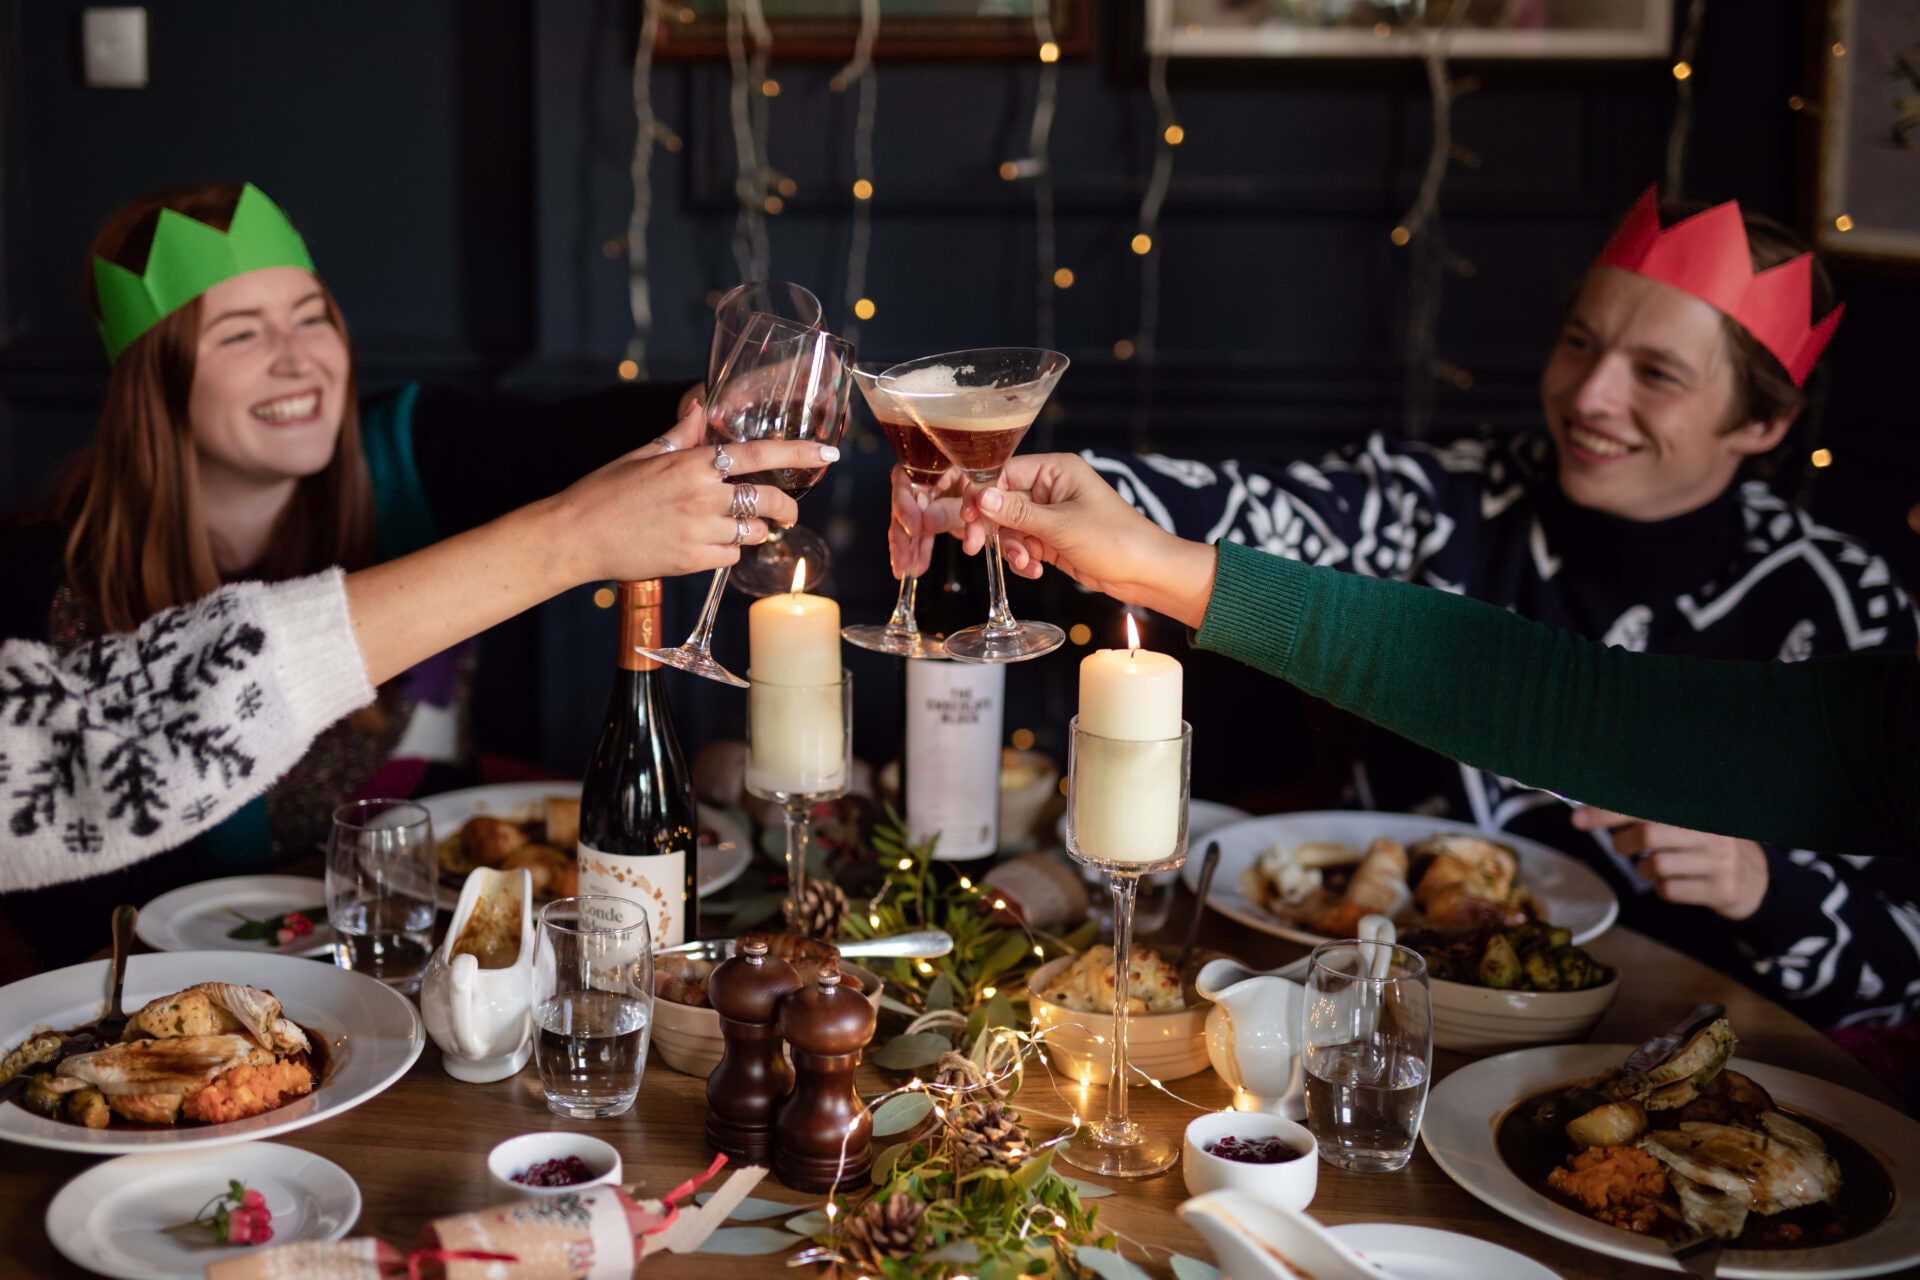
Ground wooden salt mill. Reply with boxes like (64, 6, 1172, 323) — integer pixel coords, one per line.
(706, 936, 803, 1163)
(773, 964, 877, 1192)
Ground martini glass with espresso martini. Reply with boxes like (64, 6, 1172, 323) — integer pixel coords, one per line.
(841, 362, 950, 659)
(876, 348, 1069, 664)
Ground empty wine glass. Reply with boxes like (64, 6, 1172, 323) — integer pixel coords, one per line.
(876, 348, 1069, 663)
(841, 362, 948, 659)
(637, 312, 854, 686)
(710, 283, 835, 597)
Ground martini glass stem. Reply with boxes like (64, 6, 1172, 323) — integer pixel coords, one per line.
(982, 526, 1019, 635)
(883, 572, 921, 638)
(1103, 872, 1141, 1143)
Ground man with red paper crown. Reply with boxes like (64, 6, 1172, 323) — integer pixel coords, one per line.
(932, 189, 1920, 1031)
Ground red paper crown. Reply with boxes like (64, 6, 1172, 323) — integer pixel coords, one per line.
(1594, 186, 1843, 386)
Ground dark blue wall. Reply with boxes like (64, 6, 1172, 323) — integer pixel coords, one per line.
(2, 1, 1913, 803)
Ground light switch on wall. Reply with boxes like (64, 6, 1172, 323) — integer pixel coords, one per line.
(83, 7, 148, 89)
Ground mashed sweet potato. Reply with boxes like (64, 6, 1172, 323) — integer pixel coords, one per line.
(181, 1059, 314, 1124)
(1547, 1145, 1671, 1233)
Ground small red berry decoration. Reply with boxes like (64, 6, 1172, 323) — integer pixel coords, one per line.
(164, 1180, 274, 1246)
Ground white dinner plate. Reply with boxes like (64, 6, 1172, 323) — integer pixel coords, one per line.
(1327, 1222, 1559, 1279)
(0, 950, 423, 1154)
(47, 1142, 360, 1280)
(417, 782, 752, 898)
(1422, 1043, 1920, 1278)
(1180, 810, 1618, 947)
(138, 876, 334, 959)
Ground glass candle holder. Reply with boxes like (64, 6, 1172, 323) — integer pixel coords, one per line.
(745, 670, 853, 929)
(1059, 716, 1192, 1177)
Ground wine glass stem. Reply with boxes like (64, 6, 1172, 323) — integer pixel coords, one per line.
(982, 526, 1018, 634)
(685, 566, 731, 656)
(1105, 872, 1139, 1138)
(782, 797, 814, 927)
(884, 573, 921, 636)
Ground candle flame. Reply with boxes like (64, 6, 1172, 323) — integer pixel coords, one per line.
(1124, 612, 1141, 655)
(790, 557, 808, 595)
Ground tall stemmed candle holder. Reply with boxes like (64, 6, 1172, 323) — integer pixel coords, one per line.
(745, 671, 851, 929)
(1059, 616, 1191, 1177)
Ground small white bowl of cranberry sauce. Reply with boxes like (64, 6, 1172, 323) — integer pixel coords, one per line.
(1182, 1110, 1318, 1209)
(487, 1132, 623, 1201)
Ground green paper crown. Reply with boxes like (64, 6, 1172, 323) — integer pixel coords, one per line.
(93, 183, 315, 362)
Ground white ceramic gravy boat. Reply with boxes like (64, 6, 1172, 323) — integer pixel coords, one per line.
(1196, 914, 1395, 1118)
(421, 867, 535, 1082)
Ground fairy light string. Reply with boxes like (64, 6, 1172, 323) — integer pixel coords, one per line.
(833, 0, 881, 340)
(725, 0, 774, 282)
(1666, 0, 1710, 198)
(1128, 44, 1179, 452)
(1030, 1, 1061, 360)
(1394, 4, 1471, 440)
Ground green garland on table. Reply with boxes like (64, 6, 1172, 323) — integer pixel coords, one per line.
(840, 808, 1097, 1072)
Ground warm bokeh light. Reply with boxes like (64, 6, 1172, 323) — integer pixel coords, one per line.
(777, 178, 797, 197)
(761, 78, 781, 96)
(1011, 728, 1036, 750)
(1832, 42, 1847, 57)
(998, 160, 1020, 181)
(1069, 623, 1092, 645)
(1111, 339, 1136, 360)
(617, 359, 639, 381)
(854, 297, 877, 320)
(1834, 214, 1855, 232)
(1788, 94, 1806, 111)
(1038, 41, 1060, 62)
(762, 195, 784, 215)
(1671, 61, 1692, 80)
(852, 179, 873, 200)
(1811, 448, 1834, 468)
(1164, 124, 1185, 145)
(1052, 267, 1075, 288)
(1130, 233, 1153, 255)
(1390, 225, 1412, 246)
(593, 587, 615, 609)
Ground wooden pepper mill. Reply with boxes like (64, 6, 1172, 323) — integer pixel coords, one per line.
(706, 936, 803, 1163)
(773, 964, 877, 1192)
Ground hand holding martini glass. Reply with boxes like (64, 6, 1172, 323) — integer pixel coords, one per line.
(872, 348, 1069, 664)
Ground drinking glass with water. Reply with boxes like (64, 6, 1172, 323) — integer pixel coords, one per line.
(327, 800, 437, 993)
(532, 896, 654, 1120)
(1300, 938, 1433, 1173)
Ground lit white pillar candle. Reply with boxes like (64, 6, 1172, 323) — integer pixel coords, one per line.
(1072, 615, 1184, 865)
(747, 560, 848, 797)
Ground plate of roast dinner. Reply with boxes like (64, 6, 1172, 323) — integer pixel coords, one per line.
(1420, 1015, 1920, 1278)
(1184, 810, 1618, 948)
(0, 950, 423, 1154)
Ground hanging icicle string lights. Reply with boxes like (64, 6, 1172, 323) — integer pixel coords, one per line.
(1394, 4, 1470, 440)
(1128, 45, 1179, 452)
(624, 0, 663, 379)
(1029, 1, 1061, 362)
(725, 0, 774, 282)
(833, 0, 881, 341)
(1666, 0, 1709, 198)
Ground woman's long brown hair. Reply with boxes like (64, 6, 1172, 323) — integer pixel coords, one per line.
(57, 183, 375, 632)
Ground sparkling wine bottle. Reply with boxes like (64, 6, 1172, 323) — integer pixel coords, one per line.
(578, 580, 699, 946)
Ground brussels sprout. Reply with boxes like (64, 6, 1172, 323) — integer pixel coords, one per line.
(1552, 946, 1608, 991)
(1546, 926, 1573, 949)
(1478, 934, 1522, 989)
(20, 1072, 61, 1119)
(68, 1087, 109, 1129)
(1522, 950, 1564, 992)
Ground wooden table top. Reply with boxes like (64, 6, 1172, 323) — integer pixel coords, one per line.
(0, 895, 1892, 1280)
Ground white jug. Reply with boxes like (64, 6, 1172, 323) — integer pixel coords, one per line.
(1180, 1190, 1390, 1280)
(421, 868, 536, 1082)
(1196, 956, 1308, 1119)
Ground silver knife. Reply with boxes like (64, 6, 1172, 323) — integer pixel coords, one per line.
(1669, 1230, 1723, 1278)
(654, 929, 954, 963)
(1624, 1002, 1725, 1075)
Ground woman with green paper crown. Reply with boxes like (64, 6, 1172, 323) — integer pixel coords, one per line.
(0, 182, 824, 967)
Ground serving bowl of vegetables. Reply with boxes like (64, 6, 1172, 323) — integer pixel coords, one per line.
(1406, 922, 1619, 1056)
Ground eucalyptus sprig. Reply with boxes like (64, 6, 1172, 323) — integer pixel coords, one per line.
(843, 807, 1095, 1060)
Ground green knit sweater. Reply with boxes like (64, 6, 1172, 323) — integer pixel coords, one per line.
(1195, 539, 1920, 854)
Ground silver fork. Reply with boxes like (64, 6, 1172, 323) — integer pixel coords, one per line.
(1669, 1231, 1723, 1278)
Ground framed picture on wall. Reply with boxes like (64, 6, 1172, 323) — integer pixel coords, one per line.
(653, 0, 1090, 59)
(1145, 0, 1674, 59)
(1812, 0, 1920, 266)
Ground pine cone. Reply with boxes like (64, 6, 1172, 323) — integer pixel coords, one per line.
(951, 1100, 1027, 1171)
(933, 1049, 1006, 1102)
(790, 879, 849, 939)
(840, 1192, 925, 1272)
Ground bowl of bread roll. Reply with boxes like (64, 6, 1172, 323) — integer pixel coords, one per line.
(1027, 946, 1213, 1085)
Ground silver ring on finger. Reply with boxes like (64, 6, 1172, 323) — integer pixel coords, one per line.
(734, 517, 755, 545)
(649, 435, 677, 452)
(728, 484, 760, 520)
(712, 443, 734, 474)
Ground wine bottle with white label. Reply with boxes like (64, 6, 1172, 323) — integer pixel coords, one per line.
(578, 580, 699, 947)
(903, 657, 1005, 862)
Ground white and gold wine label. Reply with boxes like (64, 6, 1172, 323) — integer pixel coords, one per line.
(576, 845, 687, 947)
